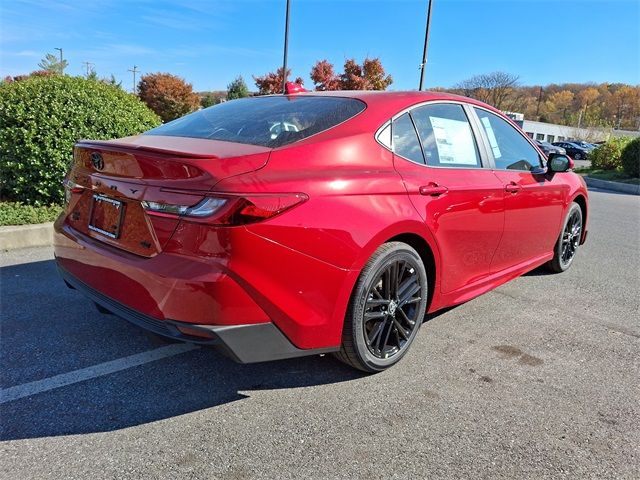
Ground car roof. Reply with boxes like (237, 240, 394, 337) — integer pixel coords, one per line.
(274, 90, 506, 120)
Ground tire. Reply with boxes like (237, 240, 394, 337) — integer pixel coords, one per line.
(334, 242, 428, 372)
(546, 202, 583, 273)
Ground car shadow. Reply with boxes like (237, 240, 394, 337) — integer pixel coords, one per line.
(0, 259, 365, 441)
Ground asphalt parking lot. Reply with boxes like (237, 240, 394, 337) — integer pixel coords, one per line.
(1, 188, 638, 479)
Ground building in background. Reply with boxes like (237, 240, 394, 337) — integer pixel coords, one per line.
(504, 113, 640, 143)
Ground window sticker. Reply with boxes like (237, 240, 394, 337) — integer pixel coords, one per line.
(429, 116, 478, 165)
(481, 116, 502, 159)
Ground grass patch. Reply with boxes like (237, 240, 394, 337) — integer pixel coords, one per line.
(0, 202, 63, 226)
(573, 168, 640, 185)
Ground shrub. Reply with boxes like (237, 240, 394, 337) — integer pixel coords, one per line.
(0, 75, 160, 205)
(0, 202, 63, 226)
(589, 137, 631, 171)
(137, 73, 200, 122)
(620, 137, 640, 178)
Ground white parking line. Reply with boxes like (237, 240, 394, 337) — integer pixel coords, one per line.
(0, 343, 200, 404)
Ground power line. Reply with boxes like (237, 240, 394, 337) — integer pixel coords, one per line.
(128, 65, 140, 94)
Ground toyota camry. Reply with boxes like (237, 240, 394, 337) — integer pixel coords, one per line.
(54, 86, 588, 372)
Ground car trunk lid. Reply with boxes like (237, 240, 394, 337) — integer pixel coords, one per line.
(63, 135, 270, 257)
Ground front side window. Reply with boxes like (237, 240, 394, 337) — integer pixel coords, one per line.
(410, 103, 481, 168)
(145, 96, 366, 148)
(474, 108, 541, 171)
(392, 113, 424, 164)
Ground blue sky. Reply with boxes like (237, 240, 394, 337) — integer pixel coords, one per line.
(1, 0, 639, 92)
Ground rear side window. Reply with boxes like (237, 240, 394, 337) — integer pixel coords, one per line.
(145, 96, 366, 148)
(473, 108, 541, 171)
(392, 113, 425, 164)
(410, 104, 481, 168)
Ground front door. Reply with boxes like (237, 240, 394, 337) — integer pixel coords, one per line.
(389, 103, 505, 294)
(472, 107, 566, 273)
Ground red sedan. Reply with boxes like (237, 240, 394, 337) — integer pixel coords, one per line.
(55, 89, 588, 372)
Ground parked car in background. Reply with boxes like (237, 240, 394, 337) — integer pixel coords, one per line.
(535, 140, 566, 156)
(571, 141, 597, 151)
(54, 89, 589, 372)
(553, 141, 591, 160)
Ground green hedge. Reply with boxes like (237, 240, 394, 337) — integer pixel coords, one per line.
(0, 202, 63, 226)
(620, 137, 640, 178)
(589, 137, 631, 171)
(0, 75, 160, 205)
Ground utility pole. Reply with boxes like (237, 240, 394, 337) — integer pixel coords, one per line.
(281, 0, 291, 93)
(128, 65, 139, 94)
(54, 47, 64, 73)
(535, 86, 543, 118)
(418, 0, 434, 91)
(82, 61, 95, 78)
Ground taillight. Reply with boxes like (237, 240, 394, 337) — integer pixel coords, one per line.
(141, 193, 307, 226)
(63, 178, 84, 205)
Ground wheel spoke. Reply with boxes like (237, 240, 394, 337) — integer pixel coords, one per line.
(364, 311, 387, 321)
(366, 298, 391, 307)
(366, 320, 385, 347)
(399, 282, 421, 306)
(397, 306, 416, 327)
(400, 296, 421, 307)
(379, 321, 393, 355)
(393, 319, 409, 340)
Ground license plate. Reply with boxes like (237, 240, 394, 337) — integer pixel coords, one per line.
(88, 194, 125, 239)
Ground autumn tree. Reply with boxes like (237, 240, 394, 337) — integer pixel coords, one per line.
(38, 52, 68, 75)
(253, 68, 304, 95)
(227, 76, 249, 100)
(546, 90, 574, 122)
(137, 72, 200, 122)
(609, 85, 640, 129)
(309, 60, 340, 91)
(454, 72, 520, 110)
(576, 87, 600, 127)
(310, 58, 392, 91)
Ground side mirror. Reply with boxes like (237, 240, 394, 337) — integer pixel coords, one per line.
(548, 153, 573, 173)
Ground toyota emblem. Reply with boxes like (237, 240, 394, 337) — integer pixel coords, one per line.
(91, 152, 104, 170)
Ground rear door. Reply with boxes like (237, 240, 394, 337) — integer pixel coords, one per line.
(471, 107, 566, 272)
(388, 102, 505, 294)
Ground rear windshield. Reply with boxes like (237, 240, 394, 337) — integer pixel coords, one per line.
(144, 96, 366, 148)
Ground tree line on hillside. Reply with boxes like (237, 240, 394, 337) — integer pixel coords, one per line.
(440, 72, 640, 131)
(4, 52, 639, 131)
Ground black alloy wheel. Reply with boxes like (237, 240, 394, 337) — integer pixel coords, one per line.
(336, 242, 428, 372)
(547, 202, 583, 273)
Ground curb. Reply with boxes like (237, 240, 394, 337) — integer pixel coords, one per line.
(584, 176, 640, 195)
(0, 222, 54, 251)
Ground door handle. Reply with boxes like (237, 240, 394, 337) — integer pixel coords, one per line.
(504, 182, 521, 193)
(419, 183, 448, 196)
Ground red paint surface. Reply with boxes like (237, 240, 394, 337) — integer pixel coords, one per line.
(54, 91, 589, 350)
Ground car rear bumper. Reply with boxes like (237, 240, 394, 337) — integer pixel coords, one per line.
(57, 264, 337, 363)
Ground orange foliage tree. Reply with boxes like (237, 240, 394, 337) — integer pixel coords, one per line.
(310, 58, 393, 91)
(253, 68, 304, 95)
(137, 72, 200, 122)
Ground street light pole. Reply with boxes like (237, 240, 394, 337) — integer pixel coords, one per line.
(418, 0, 434, 91)
(281, 0, 291, 93)
(54, 47, 64, 73)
